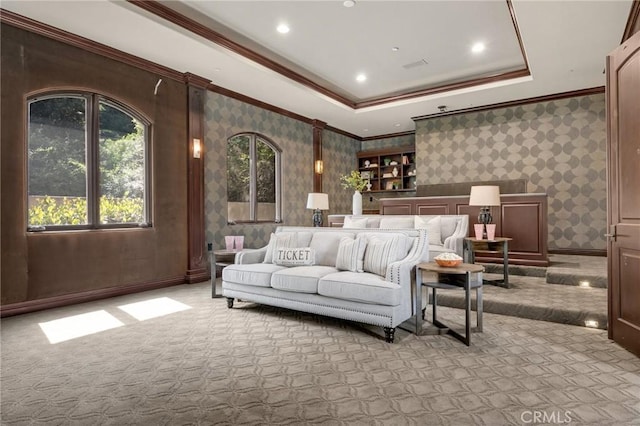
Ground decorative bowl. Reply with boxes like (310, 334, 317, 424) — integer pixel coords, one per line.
(435, 259, 462, 268)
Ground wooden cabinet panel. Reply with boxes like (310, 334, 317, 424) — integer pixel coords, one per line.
(416, 204, 449, 215)
(502, 203, 541, 253)
(381, 203, 412, 215)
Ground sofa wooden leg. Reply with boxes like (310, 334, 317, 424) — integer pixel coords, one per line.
(226, 298, 234, 308)
(383, 327, 395, 343)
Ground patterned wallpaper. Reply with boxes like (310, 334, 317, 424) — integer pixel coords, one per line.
(414, 93, 607, 251)
(204, 92, 313, 250)
(322, 130, 361, 215)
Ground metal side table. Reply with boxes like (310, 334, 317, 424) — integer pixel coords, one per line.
(211, 249, 237, 298)
(415, 262, 484, 346)
(464, 237, 512, 288)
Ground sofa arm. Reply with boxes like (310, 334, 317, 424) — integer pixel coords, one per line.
(235, 248, 267, 264)
(386, 229, 429, 285)
(443, 218, 468, 257)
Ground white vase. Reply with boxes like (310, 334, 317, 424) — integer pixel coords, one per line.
(352, 191, 363, 215)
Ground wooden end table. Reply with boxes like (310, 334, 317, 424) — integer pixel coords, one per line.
(415, 262, 484, 346)
(464, 237, 512, 288)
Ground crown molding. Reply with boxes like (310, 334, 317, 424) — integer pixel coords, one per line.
(411, 86, 605, 122)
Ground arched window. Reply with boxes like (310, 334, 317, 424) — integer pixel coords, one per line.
(227, 133, 281, 223)
(27, 92, 150, 230)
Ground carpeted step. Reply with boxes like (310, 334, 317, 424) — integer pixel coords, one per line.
(424, 274, 608, 330)
(480, 258, 608, 288)
(546, 270, 607, 288)
(430, 293, 608, 330)
(480, 263, 546, 277)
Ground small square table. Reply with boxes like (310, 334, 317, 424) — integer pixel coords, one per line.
(464, 237, 512, 288)
(211, 249, 238, 298)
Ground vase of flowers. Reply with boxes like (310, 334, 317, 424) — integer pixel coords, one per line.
(340, 171, 367, 215)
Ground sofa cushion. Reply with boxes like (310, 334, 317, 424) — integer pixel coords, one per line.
(362, 235, 405, 277)
(309, 232, 355, 266)
(263, 232, 313, 263)
(271, 266, 338, 293)
(415, 216, 442, 246)
(343, 216, 368, 229)
(379, 216, 415, 229)
(318, 272, 401, 306)
(223, 263, 287, 287)
(335, 236, 367, 272)
(273, 247, 315, 266)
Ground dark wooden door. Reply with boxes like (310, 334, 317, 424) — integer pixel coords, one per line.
(606, 30, 640, 357)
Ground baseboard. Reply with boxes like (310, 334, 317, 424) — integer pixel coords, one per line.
(549, 249, 607, 257)
(0, 276, 186, 318)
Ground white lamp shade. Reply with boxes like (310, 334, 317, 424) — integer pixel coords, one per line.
(306, 193, 329, 210)
(469, 186, 501, 206)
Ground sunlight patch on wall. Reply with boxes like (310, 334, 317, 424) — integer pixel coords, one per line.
(118, 297, 191, 321)
(39, 310, 124, 344)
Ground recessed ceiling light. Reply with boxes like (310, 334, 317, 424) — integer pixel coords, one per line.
(394, 123, 401, 127)
(471, 42, 485, 53)
(392, 47, 400, 52)
(344, 0, 356, 7)
(356, 73, 367, 82)
(277, 24, 290, 34)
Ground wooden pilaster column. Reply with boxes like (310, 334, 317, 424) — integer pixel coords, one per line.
(312, 120, 326, 193)
(184, 73, 210, 283)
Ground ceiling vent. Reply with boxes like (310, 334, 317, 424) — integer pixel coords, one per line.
(402, 59, 429, 70)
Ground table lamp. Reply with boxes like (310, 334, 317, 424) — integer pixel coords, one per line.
(469, 185, 501, 239)
(306, 193, 329, 227)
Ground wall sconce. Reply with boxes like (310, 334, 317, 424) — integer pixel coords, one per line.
(192, 138, 202, 159)
(314, 160, 324, 174)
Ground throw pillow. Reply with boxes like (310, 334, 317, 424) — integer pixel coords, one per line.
(309, 232, 355, 266)
(363, 235, 403, 277)
(263, 232, 298, 263)
(343, 216, 368, 229)
(335, 236, 367, 272)
(273, 247, 315, 266)
(415, 216, 442, 246)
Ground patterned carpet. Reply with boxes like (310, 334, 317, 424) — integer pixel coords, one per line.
(2, 282, 639, 425)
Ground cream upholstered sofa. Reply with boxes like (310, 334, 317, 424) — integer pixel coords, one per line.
(334, 215, 468, 260)
(222, 226, 428, 343)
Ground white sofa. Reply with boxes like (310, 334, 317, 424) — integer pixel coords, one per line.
(334, 214, 468, 260)
(222, 226, 429, 343)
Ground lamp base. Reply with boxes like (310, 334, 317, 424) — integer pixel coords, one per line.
(478, 206, 492, 239)
(312, 209, 323, 227)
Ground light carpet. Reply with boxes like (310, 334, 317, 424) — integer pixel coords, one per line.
(1, 282, 639, 425)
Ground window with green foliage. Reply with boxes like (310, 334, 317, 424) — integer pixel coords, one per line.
(227, 133, 281, 223)
(27, 93, 150, 230)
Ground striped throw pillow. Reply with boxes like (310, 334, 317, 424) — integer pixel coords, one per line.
(363, 235, 403, 277)
(335, 236, 367, 272)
